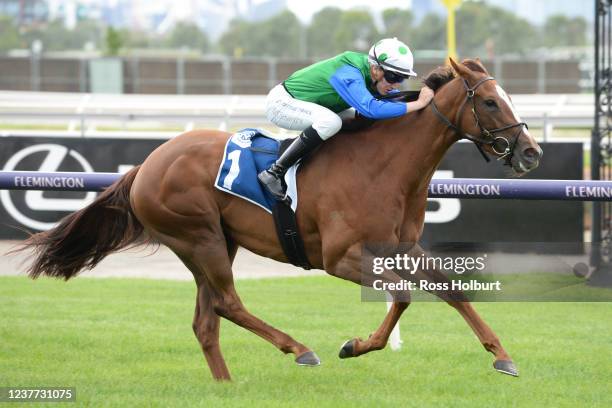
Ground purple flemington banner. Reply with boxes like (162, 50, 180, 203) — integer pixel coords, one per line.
(0, 171, 121, 192)
(427, 178, 612, 201)
(1, 171, 612, 202)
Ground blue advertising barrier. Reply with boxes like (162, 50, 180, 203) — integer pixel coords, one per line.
(1, 171, 611, 201)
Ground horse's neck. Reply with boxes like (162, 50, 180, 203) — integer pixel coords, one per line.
(368, 82, 463, 197)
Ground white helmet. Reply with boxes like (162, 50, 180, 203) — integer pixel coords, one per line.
(368, 38, 417, 77)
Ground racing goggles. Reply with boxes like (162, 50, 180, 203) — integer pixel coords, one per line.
(382, 69, 409, 84)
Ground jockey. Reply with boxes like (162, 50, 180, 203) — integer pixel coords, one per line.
(258, 37, 435, 201)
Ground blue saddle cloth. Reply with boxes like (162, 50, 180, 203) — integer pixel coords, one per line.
(214, 128, 283, 213)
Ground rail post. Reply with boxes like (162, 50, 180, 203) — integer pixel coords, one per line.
(589, 0, 612, 286)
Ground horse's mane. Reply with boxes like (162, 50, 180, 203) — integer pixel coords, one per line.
(423, 58, 489, 92)
(423, 66, 455, 91)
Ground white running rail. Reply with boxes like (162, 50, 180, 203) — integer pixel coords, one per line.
(0, 91, 600, 140)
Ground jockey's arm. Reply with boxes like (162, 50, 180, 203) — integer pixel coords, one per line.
(329, 66, 430, 119)
(329, 66, 405, 119)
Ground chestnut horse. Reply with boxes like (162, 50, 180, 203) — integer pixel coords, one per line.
(18, 58, 542, 380)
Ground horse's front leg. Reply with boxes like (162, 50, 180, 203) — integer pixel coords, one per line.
(325, 243, 410, 358)
(338, 299, 409, 359)
(409, 243, 518, 377)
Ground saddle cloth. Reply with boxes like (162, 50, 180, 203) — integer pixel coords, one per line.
(214, 128, 299, 213)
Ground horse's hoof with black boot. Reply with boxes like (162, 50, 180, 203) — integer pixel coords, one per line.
(493, 360, 519, 377)
(338, 339, 357, 359)
(295, 351, 321, 366)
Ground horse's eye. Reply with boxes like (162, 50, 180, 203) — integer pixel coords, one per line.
(485, 99, 498, 109)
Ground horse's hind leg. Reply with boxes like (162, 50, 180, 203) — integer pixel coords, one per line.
(177, 253, 231, 380)
(189, 239, 320, 368)
(193, 279, 231, 380)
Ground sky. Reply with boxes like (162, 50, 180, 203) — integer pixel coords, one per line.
(286, 0, 413, 23)
(276, 0, 593, 25)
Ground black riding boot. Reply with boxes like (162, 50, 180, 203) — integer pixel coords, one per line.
(258, 126, 324, 201)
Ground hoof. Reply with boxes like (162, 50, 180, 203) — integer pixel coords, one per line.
(338, 339, 357, 359)
(493, 360, 519, 377)
(295, 351, 321, 366)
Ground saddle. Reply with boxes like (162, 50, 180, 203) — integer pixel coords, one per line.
(214, 129, 312, 269)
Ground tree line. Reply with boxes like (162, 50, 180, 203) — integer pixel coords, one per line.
(0, 3, 589, 58)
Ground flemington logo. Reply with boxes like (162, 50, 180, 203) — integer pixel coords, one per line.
(428, 181, 502, 196)
(565, 185, 612, 199)
(0, 144, 97, 231)
(12, 175, 86, 189)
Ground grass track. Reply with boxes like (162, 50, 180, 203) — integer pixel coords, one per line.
(1, 276, 611, 407)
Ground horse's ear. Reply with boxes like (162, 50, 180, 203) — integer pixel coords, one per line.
(448, 57, 471, 79)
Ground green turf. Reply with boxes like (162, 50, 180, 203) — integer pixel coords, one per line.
(1, 276, 611, 407)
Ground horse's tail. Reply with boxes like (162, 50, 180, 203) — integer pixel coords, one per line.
(15, 166, 145, 280)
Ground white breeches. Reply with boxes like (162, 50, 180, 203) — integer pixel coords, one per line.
(265, 84, 354, 140)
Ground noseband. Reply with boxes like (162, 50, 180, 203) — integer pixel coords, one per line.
(430, 76, 528, 164)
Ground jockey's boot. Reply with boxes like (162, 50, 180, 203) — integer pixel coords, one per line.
(258, 126, 323, 201)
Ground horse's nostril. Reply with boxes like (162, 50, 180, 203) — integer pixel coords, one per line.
(522, 147, 540, 162)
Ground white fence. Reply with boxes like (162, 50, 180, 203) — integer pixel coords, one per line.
(0, 91, 597, 141)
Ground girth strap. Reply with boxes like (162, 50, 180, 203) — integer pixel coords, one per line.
(269, 138, 313, 270)
(272, 201, 313, 270)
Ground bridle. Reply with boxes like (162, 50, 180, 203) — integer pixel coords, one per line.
(429, 75, 528, 165)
